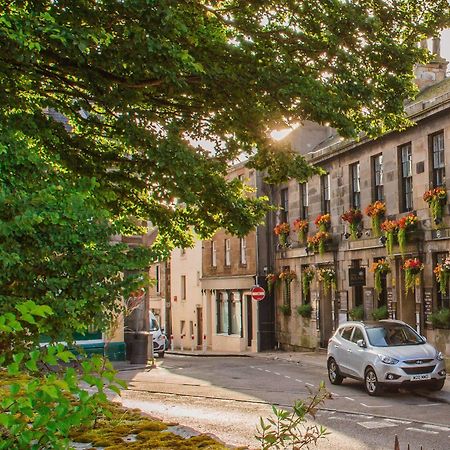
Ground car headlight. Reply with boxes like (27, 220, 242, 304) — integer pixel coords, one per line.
(379, 354, 399, 365)
(436, 351, 444, 361)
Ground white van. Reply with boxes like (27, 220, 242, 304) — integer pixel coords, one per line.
(150, 312, 166, 358)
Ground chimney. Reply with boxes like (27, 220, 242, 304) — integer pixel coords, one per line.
(414, 35, 448, 91)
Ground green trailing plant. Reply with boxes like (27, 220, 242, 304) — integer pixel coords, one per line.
(433, 256, 450, 295)
(255, 383, 330, 450)
(279, 304, 292, 316)
(349, 305, 364, 321)
(370, 259, 390, 295)
(397, 213, 418, 256)
(429, 308, 450, 329)
(365, 201, 386, 238)
(302, 266, 315, 297)
(403, 258, 424, 294)
(266, 273, 279, 294)
(381, 220, 398, 256)
(297, 303, 313, 319)
(279, 269, 297, 309)
(316, 267, 336, 293)
(423, 187, 447, 226)
(371, 305, 389, 321)
(0, 301, 125, 450)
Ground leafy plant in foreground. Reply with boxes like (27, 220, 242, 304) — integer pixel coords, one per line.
(0, 301, 125, 450)
(256, 383, 330, 449)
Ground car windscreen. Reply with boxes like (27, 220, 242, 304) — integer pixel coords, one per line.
(366, 325, 424, 347)
(150, 318, 159, 331)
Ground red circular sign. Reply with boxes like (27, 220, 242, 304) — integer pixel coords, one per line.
(251, 285, 266, 301)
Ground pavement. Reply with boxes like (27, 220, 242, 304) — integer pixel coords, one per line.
(113, 348, 450, 404)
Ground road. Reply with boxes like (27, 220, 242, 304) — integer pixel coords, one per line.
(116, 354, 450, 449)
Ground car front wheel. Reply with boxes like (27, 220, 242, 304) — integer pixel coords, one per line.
(328, 358, 344, 385)
(365, 367, 382, 396)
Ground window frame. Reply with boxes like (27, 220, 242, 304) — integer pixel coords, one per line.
(399, 142, 413, 212)
(372, 153, 384, 202)
(299, 182, 309, 219)
(280, 187, 289, 223)
(430, 131, 445, 188)
(224, 239, 231, 267)
(350, 162, 361, 209)
(321, 173, 331, 214)
(239, 237, 247, 266)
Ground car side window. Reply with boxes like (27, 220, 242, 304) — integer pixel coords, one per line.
(341, 326, 354, 341)
(351, 327, 364, 344)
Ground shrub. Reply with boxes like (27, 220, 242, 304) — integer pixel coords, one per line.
(429, 308, 450, 329)
(297, 303, 313, 319)
(371, 305, 389, 321)
(279, 304, 291, 316)
(349, 305, 364, 321)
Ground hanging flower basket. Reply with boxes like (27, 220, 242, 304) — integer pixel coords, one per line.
(402, 258, 424, 294)
(279, 269, 297, 308)
(397, 213, 419, 256)
(307, 231, 331, 255)
(293, 218, 309, 243)
(423, 186, 447, 225)
(302, 266, 315, 296)
(365, 201, 386, 237)
(266, 273, 278, 294)
(274, 222, 290, 248)
(316, 267, 336, 293)
(341, 208, 363, 239)
(433, 256, 450, 296)
(370, 259, 390, 294)
(314, 213, 331, 232)
(381, 219, 398, 256)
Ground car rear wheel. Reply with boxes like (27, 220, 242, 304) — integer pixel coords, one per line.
(430, 378, 445, 391)
(365, 367, 382, 396)
(328, 358, 344, 385)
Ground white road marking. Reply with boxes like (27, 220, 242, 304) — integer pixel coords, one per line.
(305, 382, 314, 387)
(358, 421, 397, 429)
(257, 368, 263, 371)
(423, 424, 450, 432)
(344, 397, 355, 401)
(405, 427, 438, 435)
(384, 418, 411, 425)
(329, 416, 351, 421)
(265, 370, 271, 373)
(285, 375, 291, 379)
(416, 403, 440, 407)
(360, 403, 392, 408)
(274, 372, 281, 376)
(295, 379, 303, 383)
(250, 366, 254, 369)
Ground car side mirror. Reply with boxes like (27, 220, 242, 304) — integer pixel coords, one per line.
(421, 336, 427, 343)
(357, 339, 366, 348)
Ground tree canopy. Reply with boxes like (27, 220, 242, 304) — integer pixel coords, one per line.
(1, 0, 448, 246)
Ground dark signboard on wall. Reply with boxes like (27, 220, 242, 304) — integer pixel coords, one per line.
(348, 267, 366, 287)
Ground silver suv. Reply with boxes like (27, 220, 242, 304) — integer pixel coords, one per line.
(327, 320, 446, 396)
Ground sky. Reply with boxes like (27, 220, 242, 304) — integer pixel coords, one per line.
(441, 28, 450, 63)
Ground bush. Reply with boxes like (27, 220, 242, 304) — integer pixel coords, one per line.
(349, 305, 364, 321)
(371, 305, 388, 321)
(279, 304, 292, 316)
(297, 303, 312, 318)
(429, 308, 450, 329)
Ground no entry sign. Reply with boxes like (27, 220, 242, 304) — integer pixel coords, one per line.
(251, 285, 266, 301)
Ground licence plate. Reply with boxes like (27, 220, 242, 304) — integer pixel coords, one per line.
(410, 374, 431, 381)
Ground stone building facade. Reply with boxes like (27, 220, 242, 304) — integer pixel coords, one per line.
(201, 161, 275, 352)
(273, 74, 450, 357)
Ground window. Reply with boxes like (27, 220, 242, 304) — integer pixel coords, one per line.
(350, 162, 361, 209)
(340, 326, 354, 341)
(211, 241, 217, 267)
(216, 292, 228, 334)
(230, 292, 242, 335)
(399, 143, 413, 212)
(321, 174, 331, 214)
(372, 154, 384, 202)
(181, 275, 186, 300)
(155, 265, 160, 294)
(240, 237, 247, 265)
(299, 182, 309, 219)
(351, 327, 365, 344)
(224, 239, 231, 266)
(280, 188, 289, 223)
(430, 131, 445, 187)
(435, 252, 450, 310)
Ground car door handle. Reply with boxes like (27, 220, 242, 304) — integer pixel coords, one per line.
(347, 349, 352, 353)
(334, 345, 339, 349)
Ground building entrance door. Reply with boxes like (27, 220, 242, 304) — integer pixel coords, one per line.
(246, 295, 253, 348)
(196, 307, 203, 347)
